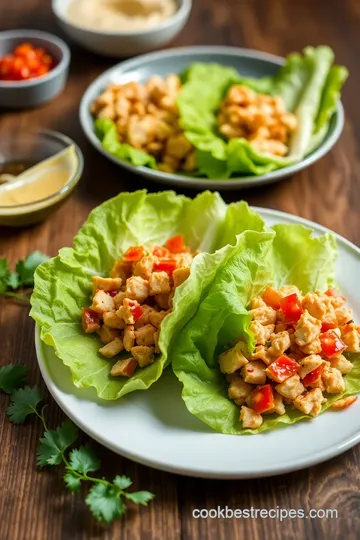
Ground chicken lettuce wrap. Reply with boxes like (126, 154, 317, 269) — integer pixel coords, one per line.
(93, 46, 347, 179)
(171, 225, 360, 434)
(30, 190, 266, 400)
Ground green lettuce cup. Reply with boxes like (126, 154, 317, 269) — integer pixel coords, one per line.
(171, 224, 360, 434)
(30, 189, 266, 400)
(95, 46, 347, 179)
(178, 46, 348, 177)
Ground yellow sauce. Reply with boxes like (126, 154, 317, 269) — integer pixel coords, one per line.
(0, 145, 77, 207)
(66, 0, 178, 32)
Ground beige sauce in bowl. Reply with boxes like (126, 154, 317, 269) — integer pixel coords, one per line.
(66, 0, 178, 32)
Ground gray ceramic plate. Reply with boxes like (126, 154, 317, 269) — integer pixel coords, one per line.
(79, 46, 344, 190)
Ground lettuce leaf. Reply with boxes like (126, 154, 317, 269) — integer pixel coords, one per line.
(171, 224, 357, 434)
(178, 46, 347, 178)
(30, 190, 265, 400)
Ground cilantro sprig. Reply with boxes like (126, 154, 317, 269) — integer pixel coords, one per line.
(0, 251, 49, 302)
(0, 364, 154, 523)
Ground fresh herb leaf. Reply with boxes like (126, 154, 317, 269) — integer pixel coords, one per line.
(16, 251, 49, 287)
(64, 470, 82, 492)
(86, 483, 126, 523)
(123, 491, 155, 506)
(69, 444, 101, 475)
(6, 272, 20, 290)
(0, 364, 29, 394)
(6, 386, 43, 424)
(0, 258, 9, 279)
(113, 475, 132, 490)
(37, 420, 78, 467)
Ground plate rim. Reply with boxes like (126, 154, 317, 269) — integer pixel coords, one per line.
(79, 45, 344, 190)
(35, 207, 360, 478)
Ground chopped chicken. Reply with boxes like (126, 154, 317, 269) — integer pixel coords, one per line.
(249, 345, 273, 366)
(149, 310, 168, 328)
(92, 276, 122, 292)
(99, 337, 124, 358)
(91, 289, 115, 314)
(110, 358, 137, 377)
(240, 406, 263, 429)
(134, 324, 156, 347)
(275, 374, 305, 400)
(131, 346, 155, 367)
(329, 354, 353, 374)
(298, 355, 324, 379)
(228, 378, 254, 404)
(241, 361, 266, 385)
(103, 312, 126, 330)
(125, 276, 150, 303)
(98, 326, 120, 345)
(322, 365, 346, 393)
(293, 389, 326, 417)
(149, 272, 171, 296)
(133, 255, 155, 280)
(219, 342, 249, 374)
(249, 306, 277, 326)
(123, 325, 135, 351)
(294, 310, 322, 347)
(268, 331, 291, 357)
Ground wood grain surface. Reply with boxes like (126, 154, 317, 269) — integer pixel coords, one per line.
(1, 0, 360, 538)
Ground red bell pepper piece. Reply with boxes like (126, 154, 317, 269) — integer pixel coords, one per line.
(154, 258, 178, 275)
(321, 317, 338, 332)
(280, 293, 303, 322)
(325, 289, 346, 302)
(108, 290, 119, 297)
(123, 246, 145, 262)
(251, 384, 275, 414)
(303, 364, 325, 386)
(81, 308, 100, 333)
(262, 286, 281, 310)
(165, 234, 186, 254)
(127, 301, 143, 322)
(265, 355, 299, 383)
(320, 330, 347, 358)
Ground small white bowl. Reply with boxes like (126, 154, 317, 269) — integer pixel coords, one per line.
(52, 0, 192, 57)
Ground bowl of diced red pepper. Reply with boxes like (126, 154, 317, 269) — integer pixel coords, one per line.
(0, 29, 70, 108)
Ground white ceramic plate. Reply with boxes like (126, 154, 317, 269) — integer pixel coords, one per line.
(35, 208, 360, 478)
(79, 46, 344, 190)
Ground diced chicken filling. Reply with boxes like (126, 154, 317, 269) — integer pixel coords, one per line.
(91, 75, 196, 174)
(217, 85, 297, 157)
(218, 286, 358, 429)
(82, 235, 197, 376)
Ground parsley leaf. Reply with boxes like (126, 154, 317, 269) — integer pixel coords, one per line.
(64, 470, 82, 492)
(123, 491, 155, 506)
(37, 420, 78, 467)
(0, 258, 9, 279)
(69, 444, 101, 475)
(6, 386, 43, 424)
(16, 251, 49, 287)
(113, 475, 132, 490)
(6, 272, 20, 289)
(0, 365, 29, 394)
(86, 483, 126, 523)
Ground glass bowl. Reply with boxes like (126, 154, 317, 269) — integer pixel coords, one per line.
(0, 129, 83, 226)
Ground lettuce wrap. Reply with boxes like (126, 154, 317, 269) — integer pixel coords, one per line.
(30, 190, 266, 400)
(178, 46, 348, 177)
(94, 46, 347, 179)
(171, 224, 360, 434)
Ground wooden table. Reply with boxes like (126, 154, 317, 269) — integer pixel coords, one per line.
(1, 0, 360, 538)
